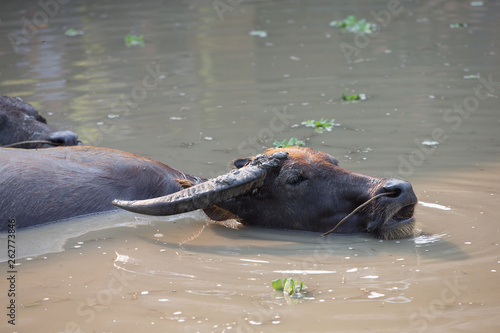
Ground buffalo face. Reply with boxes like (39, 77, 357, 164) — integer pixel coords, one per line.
(113, 147, 418, 239)
(0, 96, 80, 148)
(214, 148, 417, 239)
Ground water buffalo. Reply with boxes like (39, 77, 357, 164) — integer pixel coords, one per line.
(1, 146, 417, 239)
(0, 96, 80, 148)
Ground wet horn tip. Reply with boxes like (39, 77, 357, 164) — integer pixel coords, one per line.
(112, 199, 131, 208)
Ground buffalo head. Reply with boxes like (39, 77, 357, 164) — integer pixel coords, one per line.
(0, 96, 80, 148)
(113, 147, 418, 239)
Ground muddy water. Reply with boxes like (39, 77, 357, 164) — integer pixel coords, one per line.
(1, 0, 499, 332)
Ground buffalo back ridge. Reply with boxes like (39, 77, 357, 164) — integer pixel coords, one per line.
(0, 146, 202, 231)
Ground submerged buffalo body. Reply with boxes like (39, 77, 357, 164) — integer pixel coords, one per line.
(0, 146, 417, 238)
(0, 96, 80, 148)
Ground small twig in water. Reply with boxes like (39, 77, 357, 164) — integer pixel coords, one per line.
(321, 192, 396, 236)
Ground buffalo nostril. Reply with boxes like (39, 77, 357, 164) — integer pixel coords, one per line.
(48, 130, 80, 146)
(384, 188, 401, 198)
(382, 179, 414, 199)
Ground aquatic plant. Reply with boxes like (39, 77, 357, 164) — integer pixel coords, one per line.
(329, 15, 376, 34)
(273, 137, 305, 148)
(125, 34, 145, 47)
(449, 22, 468, 29)
(272, 278, 307, 297)
(341, 93, 367, 102)
(64, 28, 84, 36)
(302, 118, 335, 133)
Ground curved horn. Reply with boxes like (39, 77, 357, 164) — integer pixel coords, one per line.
(112, 151, 288, 216)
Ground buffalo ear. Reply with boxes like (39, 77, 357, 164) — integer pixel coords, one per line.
(35, 113, 47, 124)
(173, 178, 195, 189)
(232, 157, 253, 169)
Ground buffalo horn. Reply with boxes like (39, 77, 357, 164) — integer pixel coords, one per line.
(112, 151, 288, 216)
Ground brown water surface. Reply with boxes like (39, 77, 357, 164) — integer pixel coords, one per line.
(1, 0, 499, 332)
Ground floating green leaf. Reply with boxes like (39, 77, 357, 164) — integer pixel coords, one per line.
(273, 137, 305, 148)
(301, 118, 335, 133)
(449, 22, 468, 29)
(125, 34, 145, 47)
(329, 15, 376, 34)
(341, 93, 367, 102)
(271, 278, 284, 291)
(272, 278, 307, 297)
(463, 74, 480, 79)
(65, 28, 84, 36)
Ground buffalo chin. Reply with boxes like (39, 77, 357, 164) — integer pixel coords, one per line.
(371, 204, 416, 240)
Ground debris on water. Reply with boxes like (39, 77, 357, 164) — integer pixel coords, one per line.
(421, 140, 439, 146)
(124, 34, 145, 47)
(273, 137, 305, 148)
(290, 55, 301, 61)
(329, 15, 377, 34)
(65, 28, 84, 36)
(470, 1, 484, 6)
(302, 118, 335, 133)
(463, 74, 480, 79)
(341, 93, 367, 102)
(272, 278, 307, 298)
(450, 22, 468, 29)
(107, 114, 119, 119)
(249, 30, 267, 38)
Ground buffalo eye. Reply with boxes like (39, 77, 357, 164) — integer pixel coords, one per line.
(287, 175, 305, 185)
(281, 170, 309, 186)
